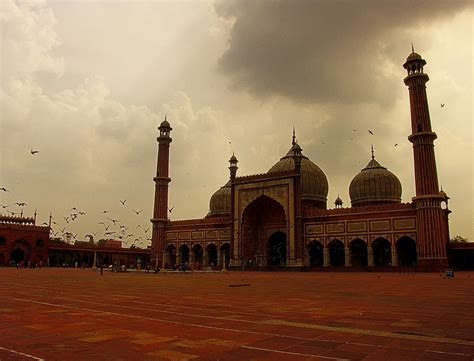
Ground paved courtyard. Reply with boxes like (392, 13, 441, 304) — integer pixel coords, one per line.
(0, 268, 473, 361)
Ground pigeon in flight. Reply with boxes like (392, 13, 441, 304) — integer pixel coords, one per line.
(132, 209, 142, 215)
(31, 149, 39, 155)
(168, 207, 174, 213)
(0, 187, 8, 192)
(120, 199, 127, 206)
(368, 130, 374, 135)
(440, 104, 445, 107)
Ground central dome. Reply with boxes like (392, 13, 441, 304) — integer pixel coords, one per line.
(268, 142, 328, 208)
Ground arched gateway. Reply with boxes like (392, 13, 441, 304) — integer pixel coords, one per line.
(241, 195, 287, 267)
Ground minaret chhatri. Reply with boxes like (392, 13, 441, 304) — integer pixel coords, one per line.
(403, 47, 449, 270)
(151, 116, 172, 269)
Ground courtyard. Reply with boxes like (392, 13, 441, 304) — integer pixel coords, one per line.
(0, 269, 473, 361)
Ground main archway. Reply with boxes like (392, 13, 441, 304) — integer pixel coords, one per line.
(241, 195, 286, 266)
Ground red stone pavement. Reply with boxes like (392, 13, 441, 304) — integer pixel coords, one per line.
(0, 268, 473, 361)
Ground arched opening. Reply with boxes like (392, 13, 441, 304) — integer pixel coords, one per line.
(49, 253, 57, 266)
(179, 244, 190, 264)
(329, 239, 345, 266)
(64, 253, 72, 266)
(397, 236, 417, 266)
(350, 238, 368, 267)
(0, 236, 6, 246)
(372, 238, 391, 266)
(307, 241, 324, 266)
(206, 244, 217, 267)
(11, 248, 25, 264)
(191, 244, 203, 266)
(267, 231, 287, 266)
(220, 243, 230, 268)
(82, 254, 90, 267)
(73, 253, 81, 266)
(165, 245, 177, 268)
(241, 195, 286, 266)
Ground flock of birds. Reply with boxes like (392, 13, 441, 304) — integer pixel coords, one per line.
(50, 199, 158, 248)
(0, 190, 159, 248)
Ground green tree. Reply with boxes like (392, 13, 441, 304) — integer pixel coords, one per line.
(450, 235, 468, 243)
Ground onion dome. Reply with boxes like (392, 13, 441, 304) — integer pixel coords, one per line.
(406, 51, 422, 62)
(268, 135, 328, 208)
(334, 195, 343, 207)
(349, 149, 402, 207)
(208, 181, 231, 216)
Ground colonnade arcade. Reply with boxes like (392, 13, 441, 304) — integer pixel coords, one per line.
(306, 236, 417, 267)
(165, 243, 230, 269)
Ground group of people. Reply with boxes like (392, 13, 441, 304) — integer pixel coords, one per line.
(11, 260, 43, 269)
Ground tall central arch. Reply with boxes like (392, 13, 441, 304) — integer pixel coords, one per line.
(241, 195, 286, 266)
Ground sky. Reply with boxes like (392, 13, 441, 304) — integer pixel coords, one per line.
(0, 0, 472, 247)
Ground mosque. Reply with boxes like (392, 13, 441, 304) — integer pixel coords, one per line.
(151, 50, 452, 272)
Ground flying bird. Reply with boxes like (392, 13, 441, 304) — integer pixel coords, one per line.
(368, 130, 374, 135)
(30, 149, 39, 155)
(440, 103, 445, 107)
(168, 207, 174, 213)
(98, 222, 110, 230)
(394, 143, 398, 147)
(132, 209, 142, 215)
(101, 210, 109, 214)
(0, 187, 8, 192)
(120, 199, 126, 206)
(108, 218, 119, 225)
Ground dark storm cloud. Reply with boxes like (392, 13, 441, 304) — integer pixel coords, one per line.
(215, 0, 472, 105)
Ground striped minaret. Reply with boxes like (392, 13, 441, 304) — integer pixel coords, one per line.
(403, 48, 449, 270)
(150, 117, 172, 269)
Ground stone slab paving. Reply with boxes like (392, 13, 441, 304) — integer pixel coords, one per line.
(0, 269, 473, 360)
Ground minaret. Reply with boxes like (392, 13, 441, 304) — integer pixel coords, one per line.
(229, 153, 238, 268)
(150, 116, 172, 269)
(403, 48, 449, 270)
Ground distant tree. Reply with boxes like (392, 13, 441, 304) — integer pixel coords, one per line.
(450, 235, 469, 243)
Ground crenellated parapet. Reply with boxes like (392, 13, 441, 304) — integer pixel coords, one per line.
(303, 202, 414, 217)
(234, 170, 296, 184)
(169, 216, 231, 227)
(0, 215, 36, 225)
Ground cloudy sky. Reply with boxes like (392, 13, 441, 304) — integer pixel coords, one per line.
(1, 0, 472, 247)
